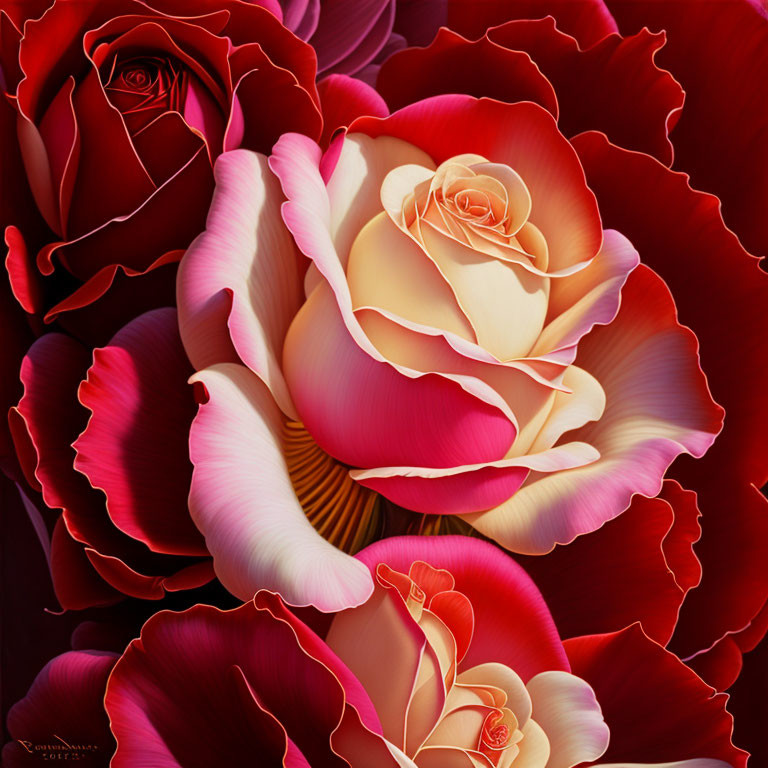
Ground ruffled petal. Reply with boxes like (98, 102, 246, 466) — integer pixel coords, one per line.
(572, 130, 768, 658)
(73, 308, 205, 556)
(465, 265, 723, 553)
(565, 625, 747, 767)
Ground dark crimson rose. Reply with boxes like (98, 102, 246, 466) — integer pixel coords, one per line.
(0, 0, 322, 608)
(2, 0, 319, 311)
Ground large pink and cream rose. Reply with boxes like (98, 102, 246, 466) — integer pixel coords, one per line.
(3, 537, 746, 767)
(178, 94, 722, 610)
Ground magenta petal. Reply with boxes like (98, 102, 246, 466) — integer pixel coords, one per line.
(355, 536, 569, 681)
(4, 651, 117, 766)
(106, 602, 390, 767)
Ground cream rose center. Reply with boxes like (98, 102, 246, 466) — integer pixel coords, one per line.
(346, 154, 553, 361)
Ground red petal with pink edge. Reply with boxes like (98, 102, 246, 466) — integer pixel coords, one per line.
(10, 331, 210, 605)
(350, 96, 602, 274)
(0, 262, 35, 476)
(516, 479, 701, 646)
(60, 68, 154, 242)
(226, 45, 322, 152)
(283, 280, 516, 471)
(3, 650, 117, 767)
(0, 10, 23, 92)
(565, 625, 748, 767)
(605, 0, 768, 257)
(73, 308, 206, 557)
(105, 602, 387, 767)
(355, 536, 569, 680)
(317, 74, 388, 149)
(357, 464, 529, 515)
(487, 18, 684, 164)
(572, 130, 768, 659)
(377, 26, 558, 118)
(445, 0, 618, 48)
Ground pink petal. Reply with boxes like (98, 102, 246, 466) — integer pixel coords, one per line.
(283, 279, 517, 471)
(189, 363, 373, 610)
(177, 149, 304, 418)
(352, 441, 598, 515)
(533, 229, 639, 356)
(106, 603, 352, 767)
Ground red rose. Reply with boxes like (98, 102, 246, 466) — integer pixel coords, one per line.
(0, 0, 322, 607)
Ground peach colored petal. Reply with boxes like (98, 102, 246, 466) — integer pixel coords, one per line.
(456, 664, 532, 729)
(177, 150, 303, 418)
(415, 747, 490, 768)
(526, 671, 609, 768)
(347, 212, 476, 342)
(423, 704, 494, 752)
(386, 741, 420, 768)
(188, 363, 373, 610)
(406, 640, 448, 755)
(417, 221, 550, 361)
(594, 762, 732, 768)
(526, 366, 606, 456)
(464, 266, 723, 553)
(532, 229, 639, 356)
(511, 719, 550, 768)
(326, 585, 433, 752)
(327, 132, 435, 265)
(350, 97, 603, 273)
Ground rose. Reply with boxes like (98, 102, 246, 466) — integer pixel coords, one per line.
(176, 92, 721, 611)
(2, 538, 747, 766)
(178, 1, 768, 695)
(0, 0, 322, 608)
(1, 0, 319, 323)
(369, 1, 768, 702)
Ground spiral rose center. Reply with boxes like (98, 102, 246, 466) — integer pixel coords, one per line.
(106, 55, 188, 134)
